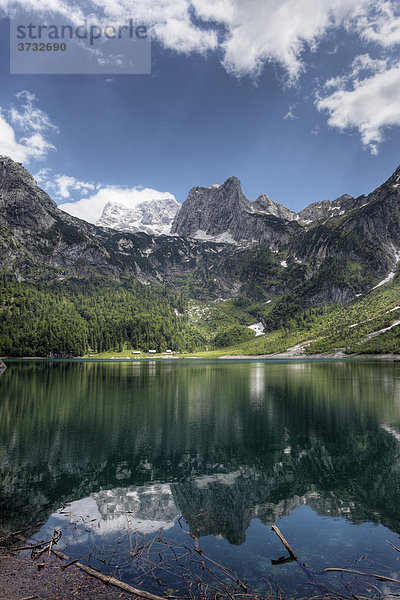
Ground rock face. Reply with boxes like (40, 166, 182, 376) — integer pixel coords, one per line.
(171, 176, 300, 247)
(297, 194, 357, 222)
(253, 193, 297, 221)
(0, 156, 58, 230)
(294, 166, 400, 282)
(97, 197, 180, 235)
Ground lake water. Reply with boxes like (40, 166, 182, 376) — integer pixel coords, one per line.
(1, 359, 400, 598)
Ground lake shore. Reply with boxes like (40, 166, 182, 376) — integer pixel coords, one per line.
(0, 549, 141, 600)
(2, 352, 400, 361)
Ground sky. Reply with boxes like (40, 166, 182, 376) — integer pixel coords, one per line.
(0, 0, 400, 223)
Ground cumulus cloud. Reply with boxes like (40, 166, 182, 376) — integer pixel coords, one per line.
(3, 0, 400, 152)
(36, 169, 97, 200)
(0, 92, 57, 163)
(59, 186, 177, 224)
(84, 0, 380, 80)
(317, 57, 400, 154)
(195, 0, 374, 81)
(1, 0, 381, 79)
(3, 0, 400, 79)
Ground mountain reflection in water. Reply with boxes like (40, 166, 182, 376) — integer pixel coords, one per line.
(1, 359, 400, 592)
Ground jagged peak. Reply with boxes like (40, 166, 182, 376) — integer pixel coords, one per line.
(386, 164, 400, 186)
(254, 193, 272, 204)
(0, 155, 36, 184)
(223, 175, 242, 188)
(190, 176, 242, 193)
(0, 155, 18, 163)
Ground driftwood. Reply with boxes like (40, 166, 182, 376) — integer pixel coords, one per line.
(271, 526, 298, 560)
(51, 548, 166, 600)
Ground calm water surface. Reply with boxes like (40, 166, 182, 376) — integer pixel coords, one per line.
(1, 360, 400, 597)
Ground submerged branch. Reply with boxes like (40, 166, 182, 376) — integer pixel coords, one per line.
(51, 548, 167, 600)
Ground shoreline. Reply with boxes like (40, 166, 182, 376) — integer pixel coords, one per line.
(2, 353, 400, 362)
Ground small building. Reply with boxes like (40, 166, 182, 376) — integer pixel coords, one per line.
(132, 351, 141, 354)
(165, 349, 172, 354)
(148, 350, 156, 354)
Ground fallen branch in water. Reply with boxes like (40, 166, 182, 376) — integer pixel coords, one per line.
(4, 540, 52, 552)
(51, 548, 167, 600)
(271, 526, 298, 561)
(0, 523, 43, 544)
(386, 539, 400, 553)
(184, 530, 248, 593)
(322, 567, 400, 584)
(62, 558, 79, 570)
(32, 544, 50, 560)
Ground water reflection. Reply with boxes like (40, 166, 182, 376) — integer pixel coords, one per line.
(48, 474, 363, 545)
(1, 360, 400, 543)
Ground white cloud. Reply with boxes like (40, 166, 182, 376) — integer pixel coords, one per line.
(89, 0, 376, 80)
(284, 104, 298, 120)
(317, 59, 400, 154)
(2, 0, 381, 79)
(10, 90, 59, 134)
(36, 169, 177, 224)
(357, 1, 400, 47)
(0, 92, 57, 163)
(59, 186, 177, 224)
(36, 170, 96, 200)
(3, 0, 400, 154)
(197, 0, 374, 81)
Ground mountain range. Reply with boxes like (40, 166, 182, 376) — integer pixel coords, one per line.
(1, 155, 399, 302)
(1, 154, 400, 357)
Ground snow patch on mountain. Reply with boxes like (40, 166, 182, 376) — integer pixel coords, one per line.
(193, 229, 238, 244)
(372, 250, 400, 289)
(248, 322, 265, 337)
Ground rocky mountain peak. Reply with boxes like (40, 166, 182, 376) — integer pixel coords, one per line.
(0, 155, 39, 190)
(0, 155, 58, 230)
(97, 196, 180, 235)
(385, 165, 400, 187)
(297, 193, 357, 223)
(221, 175, 242, 192)
(171, 176, 299, 245)
(253, 194, 297, 221)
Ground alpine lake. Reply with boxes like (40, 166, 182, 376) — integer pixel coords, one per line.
(1, 359, 400, 599)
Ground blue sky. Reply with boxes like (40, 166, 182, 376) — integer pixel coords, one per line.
(0, 1, 400, 222)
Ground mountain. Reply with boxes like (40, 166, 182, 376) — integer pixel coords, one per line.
(171, 176, 299, 247)
(0, 156, 234, 288)
(97, 196, 180, 235)
(1, 154, 400, 309)
(170, 178, 367, 245)
(291, 166, 400, 302)
(297, 193, 358, 223)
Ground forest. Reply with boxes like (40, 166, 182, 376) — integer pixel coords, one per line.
(0, 278, 206, 357)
